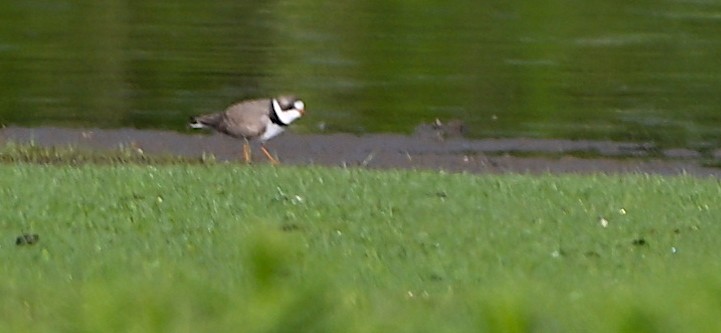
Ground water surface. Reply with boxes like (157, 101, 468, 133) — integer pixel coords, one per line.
(2, 0, 721, 148)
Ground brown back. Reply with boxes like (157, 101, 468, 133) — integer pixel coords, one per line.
(196, 98, 271, 139)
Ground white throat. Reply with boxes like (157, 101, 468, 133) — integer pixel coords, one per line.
(271, 98, 303, 125)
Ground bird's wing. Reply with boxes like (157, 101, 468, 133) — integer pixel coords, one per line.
(223, 99, 270, 139)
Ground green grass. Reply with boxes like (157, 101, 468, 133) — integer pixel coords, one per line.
(2, 161, 721, 332)
(0, 142, 215, 165)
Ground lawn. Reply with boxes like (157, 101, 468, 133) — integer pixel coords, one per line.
(1, 157, 721, 332)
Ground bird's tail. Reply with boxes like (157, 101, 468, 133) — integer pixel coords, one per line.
(188, 116, 205, 129)
(188, 113, 222, 129)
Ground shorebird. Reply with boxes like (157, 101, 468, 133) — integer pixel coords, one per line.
(189, 96, 305, 164)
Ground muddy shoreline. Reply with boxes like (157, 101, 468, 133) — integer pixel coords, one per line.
(1, 126, 720, 177)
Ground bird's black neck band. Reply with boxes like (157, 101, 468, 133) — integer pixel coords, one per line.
(268, 99, 289, 127)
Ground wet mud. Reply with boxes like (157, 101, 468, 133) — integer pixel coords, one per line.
(1, 125, 720, 177)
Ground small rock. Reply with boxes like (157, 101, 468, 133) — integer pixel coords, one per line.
(632, 238, 647, 246)
(16, 233, 39, 246)
(413, 118, 466, 141)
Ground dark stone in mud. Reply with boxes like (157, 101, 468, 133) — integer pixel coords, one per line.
(1, 126, 720, 177)
(413, 118, 466, 141)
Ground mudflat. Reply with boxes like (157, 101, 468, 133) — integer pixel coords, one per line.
(1, 125, 720, 177)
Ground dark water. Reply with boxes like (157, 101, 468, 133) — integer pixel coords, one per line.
(2, 1, 721, 148)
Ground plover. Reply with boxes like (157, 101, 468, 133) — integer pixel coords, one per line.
(189, 96, 305, 164)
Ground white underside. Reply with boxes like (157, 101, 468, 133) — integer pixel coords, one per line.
(260, 122, 286, 142)
(189, 122, 206, 129)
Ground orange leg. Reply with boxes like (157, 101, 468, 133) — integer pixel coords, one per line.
(260, 145, 279, 165)
(242, 140, 252, 163)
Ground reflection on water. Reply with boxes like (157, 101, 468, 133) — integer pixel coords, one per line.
(1, 0, 721, 148)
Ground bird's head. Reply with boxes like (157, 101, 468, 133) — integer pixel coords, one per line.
(273, 96, 305, 125)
